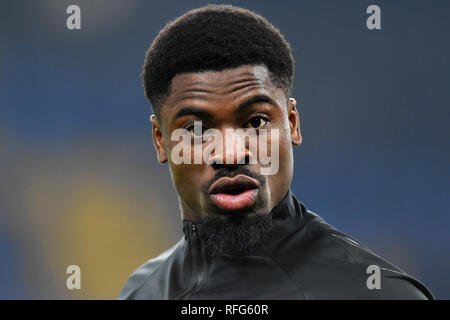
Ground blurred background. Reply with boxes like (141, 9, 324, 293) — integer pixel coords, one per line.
(0, 0, 448, 299)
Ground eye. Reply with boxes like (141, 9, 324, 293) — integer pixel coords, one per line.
(185, 122, 206, 137)
(247, 116, 268, 129)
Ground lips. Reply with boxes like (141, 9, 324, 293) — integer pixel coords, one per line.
(209, 174, 260, 211)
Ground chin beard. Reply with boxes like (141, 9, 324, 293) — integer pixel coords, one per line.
(195, 213, 273, 259)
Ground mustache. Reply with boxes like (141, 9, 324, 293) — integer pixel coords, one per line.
(201, 166, 266, 194)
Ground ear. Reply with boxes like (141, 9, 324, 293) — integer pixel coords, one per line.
(150, 114, 168, 163)
(288, 98, 302, 146)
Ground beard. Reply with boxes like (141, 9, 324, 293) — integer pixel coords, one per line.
(195, 213, 273, 260)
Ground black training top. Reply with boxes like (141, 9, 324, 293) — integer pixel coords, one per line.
(118, 190, 434, 299)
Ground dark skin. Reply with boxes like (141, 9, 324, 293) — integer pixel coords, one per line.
(151, 65, 302, 222)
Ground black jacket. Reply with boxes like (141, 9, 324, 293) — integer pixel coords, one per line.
(118, 190, 434, 299)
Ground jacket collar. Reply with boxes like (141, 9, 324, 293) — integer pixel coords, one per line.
(270, 189, 299, 220)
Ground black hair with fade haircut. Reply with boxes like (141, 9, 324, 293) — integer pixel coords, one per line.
(143, 4, 295, 118)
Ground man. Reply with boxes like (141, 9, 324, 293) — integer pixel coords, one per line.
(119, 5, 433, 299)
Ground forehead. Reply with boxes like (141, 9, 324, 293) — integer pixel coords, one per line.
(170, 65, 272, 94)
(160, 65, 285, 119)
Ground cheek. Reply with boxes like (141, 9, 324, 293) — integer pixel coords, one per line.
(266, 128, 294, 196)
(168, 160, 207, 205)
(278, 128, 294, 172)
(167, 138, 212, 192)
(278, 127, 292, 153)
(169, 162, 195, 190)
(265, 126, 292, 163)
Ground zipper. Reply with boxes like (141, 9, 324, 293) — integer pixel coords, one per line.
(176, 222, 207, 299)
(191, 224, 207, 284)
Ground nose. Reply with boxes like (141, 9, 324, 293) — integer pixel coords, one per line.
(208, 129, 253, 167)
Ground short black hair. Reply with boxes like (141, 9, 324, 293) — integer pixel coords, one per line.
(143, 5, 295, 118)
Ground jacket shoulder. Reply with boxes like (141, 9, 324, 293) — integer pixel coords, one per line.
(299, 207, 434, 299)
(118, 238, 184, 300)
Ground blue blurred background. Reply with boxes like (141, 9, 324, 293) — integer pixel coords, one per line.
(0, 0, 448, 299)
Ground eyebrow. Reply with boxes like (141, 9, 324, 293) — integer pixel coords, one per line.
(235, 94, 278, 114)
(173, 94, 278, 120)
(174, 106, 213, 120)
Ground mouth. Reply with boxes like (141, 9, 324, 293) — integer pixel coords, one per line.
(208, 174, 260, 212)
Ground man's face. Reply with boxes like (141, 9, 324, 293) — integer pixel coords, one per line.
(151, 65, 302, 222)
